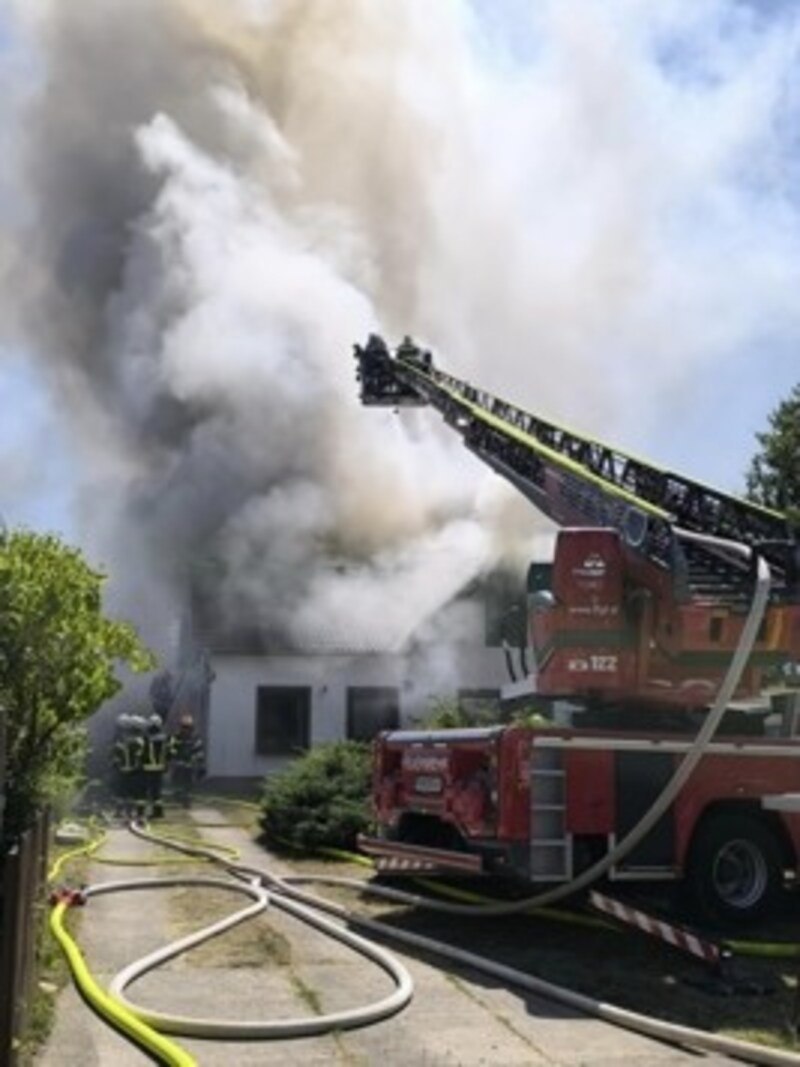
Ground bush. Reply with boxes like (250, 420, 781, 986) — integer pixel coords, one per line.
(415, 697, 552, 730)
(509, 704, 552, 727)
(260, 742, 373, 852)
(417, 697, 500, 730)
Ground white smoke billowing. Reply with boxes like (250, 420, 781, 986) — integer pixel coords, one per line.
(3, 0, 800, 652)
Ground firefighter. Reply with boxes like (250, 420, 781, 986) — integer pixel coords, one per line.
(110, 714, 130, 816)
(111, 714, 145, 819)
(142, 714, 168, 819)
(127, 715, 149, 820)
(168, 714, 205, 808)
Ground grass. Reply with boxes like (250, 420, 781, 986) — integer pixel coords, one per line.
(17, 911, 69, 1065)
(289, 972, 324, 1015)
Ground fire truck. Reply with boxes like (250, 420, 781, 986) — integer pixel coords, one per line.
(353, 335, 800, 925)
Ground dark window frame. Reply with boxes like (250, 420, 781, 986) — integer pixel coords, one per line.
(255, 685, 311, 756)
(346, 686, 400, 742)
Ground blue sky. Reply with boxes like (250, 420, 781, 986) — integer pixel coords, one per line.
(0, 1, 798, 544)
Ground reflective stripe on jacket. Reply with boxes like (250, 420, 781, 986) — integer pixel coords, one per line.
(168, 732, 204, 768)
(113, 736, 145, 773)
(143, 734, 168, 772)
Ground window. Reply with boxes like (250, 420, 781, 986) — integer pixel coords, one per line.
(255, 686, 311, 755)
(347, 687, 400, 741)
(458, 688, 501, 723)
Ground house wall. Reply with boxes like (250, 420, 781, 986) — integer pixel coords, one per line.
(206, 644, 508, 779)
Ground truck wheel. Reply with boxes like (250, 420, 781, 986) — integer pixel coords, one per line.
(686, 813, 782, 926)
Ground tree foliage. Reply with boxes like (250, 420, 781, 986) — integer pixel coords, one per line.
(746, 383, 800, 525)
(0, 529, 155, 842)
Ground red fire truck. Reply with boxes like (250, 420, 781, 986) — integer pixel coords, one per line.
(353, 335, 800, 925)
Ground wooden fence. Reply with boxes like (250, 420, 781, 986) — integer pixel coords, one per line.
(0, 809, 50, 1067)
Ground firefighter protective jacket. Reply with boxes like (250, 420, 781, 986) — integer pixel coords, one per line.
(168, 731, 205, 770)
(113, 734, 145, 773)
(143, 732, 168, 772)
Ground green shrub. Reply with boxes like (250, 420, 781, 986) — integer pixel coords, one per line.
(260, 742, 373, 851)
(509, 704, 551, 727)
(415, 697, 552, 730)
(417, 697, 500, 729)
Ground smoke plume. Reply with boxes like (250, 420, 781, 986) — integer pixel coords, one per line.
(4, 0, 800, 652)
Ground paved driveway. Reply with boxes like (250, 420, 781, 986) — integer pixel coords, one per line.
(38, 809, 739, 1066)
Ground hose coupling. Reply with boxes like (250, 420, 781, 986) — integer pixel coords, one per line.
(50, 886, 87, 907)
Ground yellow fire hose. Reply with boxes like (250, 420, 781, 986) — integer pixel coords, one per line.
(49, 899, 195, 1067)
(48, 826, 198, 1066)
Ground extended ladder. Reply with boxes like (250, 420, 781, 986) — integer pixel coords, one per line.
(355, 335, 799, 606)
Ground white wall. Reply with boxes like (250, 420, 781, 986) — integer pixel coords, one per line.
(206, 644, 508, 778)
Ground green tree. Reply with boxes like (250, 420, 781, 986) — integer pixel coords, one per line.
(746, 383, 800, 525)
(0, 529, 154, 844)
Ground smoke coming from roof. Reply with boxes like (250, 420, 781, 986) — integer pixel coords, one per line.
(4, 0, 800, 651)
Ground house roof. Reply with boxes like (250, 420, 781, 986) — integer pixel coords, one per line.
(185, 569, 523, 658)
(187, 587, 412, 657)
(193, 617, 405, 656)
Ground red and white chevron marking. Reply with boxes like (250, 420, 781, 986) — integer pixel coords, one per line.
(358, 833, 483, 873)
(375, 856, 441, 873)
(589, 891, 722, 965)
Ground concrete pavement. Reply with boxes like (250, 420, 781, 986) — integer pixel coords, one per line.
(37, 808, 741, 1066)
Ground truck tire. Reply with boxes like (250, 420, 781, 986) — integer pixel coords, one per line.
(686, 812, 782, 926)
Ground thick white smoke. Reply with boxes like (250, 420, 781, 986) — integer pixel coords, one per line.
(3, 0, 800, 652)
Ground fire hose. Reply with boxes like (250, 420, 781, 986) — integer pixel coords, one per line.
(50, 845, 413, 1064)
(103, 873, 414, 1040)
